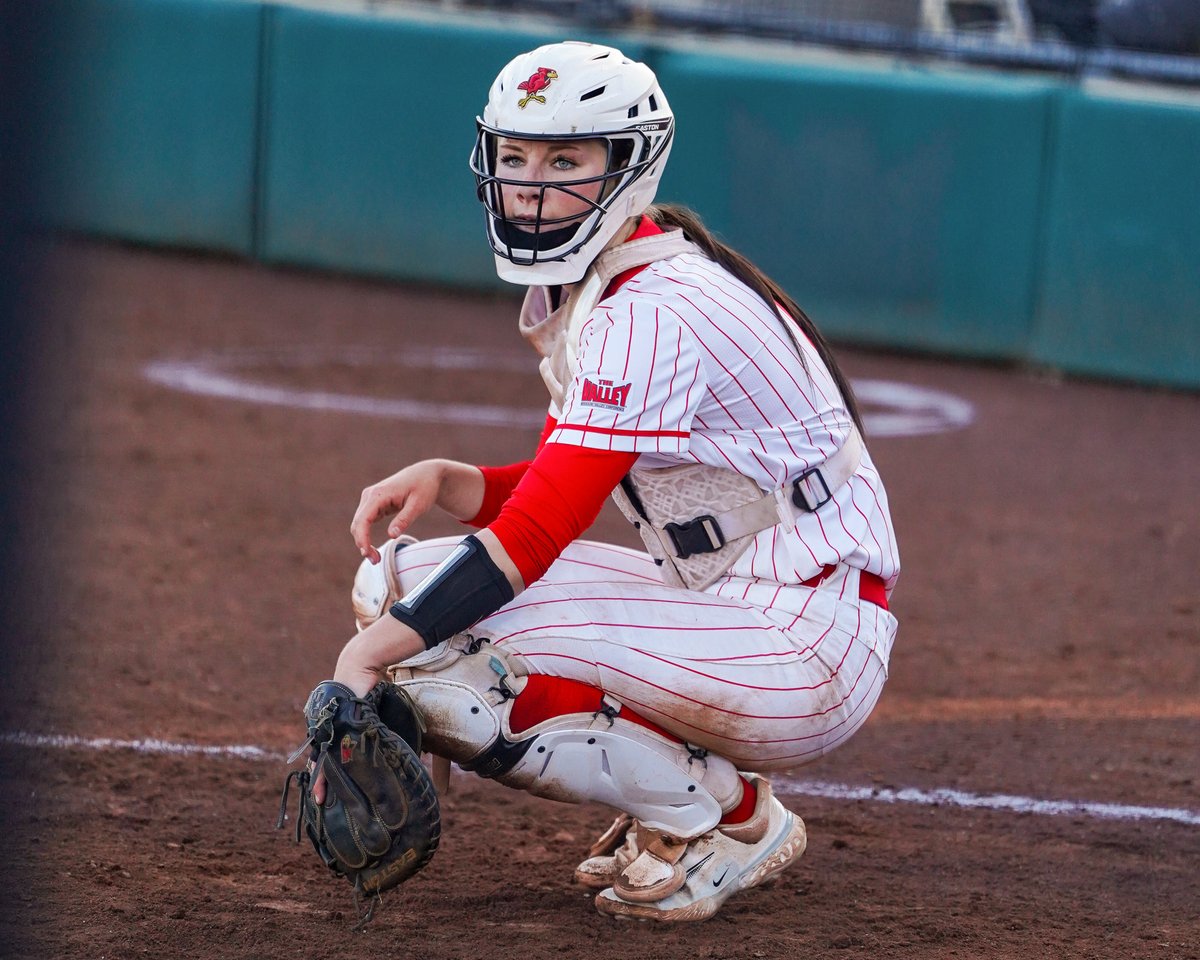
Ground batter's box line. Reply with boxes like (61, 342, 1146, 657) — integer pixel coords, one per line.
(2, 730, 1197, 828)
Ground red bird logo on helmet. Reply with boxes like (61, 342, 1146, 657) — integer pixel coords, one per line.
(517, 67, 558, 109)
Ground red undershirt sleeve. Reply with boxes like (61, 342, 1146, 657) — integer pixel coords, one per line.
(465, 414, 560, 528)
(486, 441, 640, 587)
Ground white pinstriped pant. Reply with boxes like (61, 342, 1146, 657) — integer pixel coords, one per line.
(390, 537, 897, 772)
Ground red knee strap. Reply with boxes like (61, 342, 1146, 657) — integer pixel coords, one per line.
(509, 675, 677, 742)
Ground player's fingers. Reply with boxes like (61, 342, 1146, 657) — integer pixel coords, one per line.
(312, 767, 326, 805)
(387, 491, 431, 540)
(386, 508, 417, 540)
(351, 487, 399, 560)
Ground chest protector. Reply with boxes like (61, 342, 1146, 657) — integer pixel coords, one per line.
(518, 229, 862, 591)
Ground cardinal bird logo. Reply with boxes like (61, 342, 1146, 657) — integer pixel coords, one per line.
(517, 67, 558, 109)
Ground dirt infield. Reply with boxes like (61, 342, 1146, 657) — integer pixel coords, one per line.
(1, 239, 1197, 960)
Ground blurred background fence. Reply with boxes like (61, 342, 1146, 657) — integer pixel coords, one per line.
(29, 0, 1200, 387)
(439, 0, 1200, 81)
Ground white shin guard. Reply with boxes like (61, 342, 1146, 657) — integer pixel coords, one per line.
(388, 636, 741, 840)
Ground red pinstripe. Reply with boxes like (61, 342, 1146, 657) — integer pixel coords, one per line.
(667, 299, 779, 441)
(827, 479, 857, 550)
(621, 301, 634, 381)
(664, 262, 842, 438)
(595, 319, 613, 451)
(685, 419, 741, 472)
(619, 656, 884, 754)
(846, 478, 886, 561)
(492, 620, 783, 643)
(658, 316, 675, 436)
(496, 591, 758, 618)
(855, 471, 898, 573)
(508, 644, 869, 727)
(673, 257, 842, 425)
(643, 275, 818, 457)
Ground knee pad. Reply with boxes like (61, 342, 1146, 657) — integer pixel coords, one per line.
(389, 634, 530, 765)
(351, 536, 417, 630)
(389, 638, 739, 840)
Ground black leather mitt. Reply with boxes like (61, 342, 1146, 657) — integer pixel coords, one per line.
(278, 681, 440, 921)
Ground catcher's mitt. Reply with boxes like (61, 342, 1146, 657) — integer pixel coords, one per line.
(277, 680, 440, 924)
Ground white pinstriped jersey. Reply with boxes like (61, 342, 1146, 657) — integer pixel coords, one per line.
(546, 250, 900, 599)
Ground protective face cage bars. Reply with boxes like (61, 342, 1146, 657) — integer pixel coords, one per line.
(470, 124, 671, 267)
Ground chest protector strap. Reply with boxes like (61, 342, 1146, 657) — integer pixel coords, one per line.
(518, 229, 863, 592)
(610, 428, 862, 591)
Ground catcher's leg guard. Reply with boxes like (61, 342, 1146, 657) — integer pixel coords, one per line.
(388, 637, 741, 840)
(351, 536, 418, 631)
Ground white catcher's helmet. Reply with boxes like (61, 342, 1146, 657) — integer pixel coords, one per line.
(470, 41, 674, 285)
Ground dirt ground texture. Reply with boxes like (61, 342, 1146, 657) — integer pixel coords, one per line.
(1, 239, 1197, 960)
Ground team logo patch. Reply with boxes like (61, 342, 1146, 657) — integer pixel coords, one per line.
(340, 734, 354, 764)
(517, 67, 558, 108)
(580, 377, 632, 412)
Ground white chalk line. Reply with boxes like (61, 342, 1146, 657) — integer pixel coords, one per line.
(4, 730, 1196, 828)
(773, 778, 1200, 827)
(143, 345, 975, 438)
(1, 731, 286, 763)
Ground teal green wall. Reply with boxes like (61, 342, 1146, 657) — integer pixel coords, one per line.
(1030, 90, 1200, 388)
(35, 0, 263, 255)
(653, 53, 1057, 357)
(33, 0, 1200, 388)
(259, 10, 647, 284)
(261, 10, 543, 283)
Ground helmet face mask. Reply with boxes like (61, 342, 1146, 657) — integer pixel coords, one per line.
(471, 126, 661, 266)
(471, 42, 675, 285)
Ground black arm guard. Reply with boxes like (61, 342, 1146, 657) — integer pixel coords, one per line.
(388, 534, 515, 649)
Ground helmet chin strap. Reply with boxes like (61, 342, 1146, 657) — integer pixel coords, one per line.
(494, 217, 581, 253)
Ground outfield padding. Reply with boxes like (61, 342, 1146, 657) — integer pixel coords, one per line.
(653, 51, 1057, 357)
(258, 9, 648, 286)
(35, 0, 262, 255)
(1031, 89, 1200, 388)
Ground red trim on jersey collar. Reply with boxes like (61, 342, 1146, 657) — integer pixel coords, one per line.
(603, 215, 665, 298)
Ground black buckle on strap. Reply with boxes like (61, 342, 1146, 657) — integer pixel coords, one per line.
(663, 515, 726, 560)
(792, 467, 833, 512)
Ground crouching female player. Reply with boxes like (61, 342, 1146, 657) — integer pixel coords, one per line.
(326, 41, 899, 922)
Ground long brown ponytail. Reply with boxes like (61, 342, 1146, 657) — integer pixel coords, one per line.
(646, 203, 864, 434)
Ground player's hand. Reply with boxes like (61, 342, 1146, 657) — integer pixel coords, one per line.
(351, 461, 445, 563)
(310, 659, 377, 804)
(312, 617, 426, 804)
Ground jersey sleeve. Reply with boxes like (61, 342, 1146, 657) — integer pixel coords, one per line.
(487, 442, 638, 587)
(465, 415, 559, 527)
(548, 297, 706, 454)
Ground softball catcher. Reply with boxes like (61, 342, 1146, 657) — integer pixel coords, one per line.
(287, 40, 900, 923)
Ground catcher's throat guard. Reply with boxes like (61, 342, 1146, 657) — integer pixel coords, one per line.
(277, 681, 441, 926)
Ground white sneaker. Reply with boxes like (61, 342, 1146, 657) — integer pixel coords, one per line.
(594, 778, 806, 922)
(574, 814, 639, 889)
